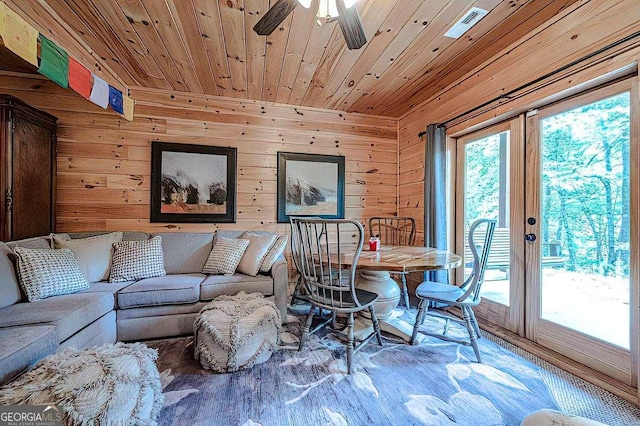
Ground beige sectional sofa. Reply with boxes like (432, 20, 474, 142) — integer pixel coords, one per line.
(0, 230, 288, 386)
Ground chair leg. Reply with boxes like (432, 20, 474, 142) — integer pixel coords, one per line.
(400, 274, 410, 309)
(443, 318, 451, 336)
(346, 313, 355, 375)
(411, 299, 428, 345)
(462, 306, 482, 363)
(468, 307, 482, 339)
(369, 305, 383, 346)
(298, 307, 315, 351)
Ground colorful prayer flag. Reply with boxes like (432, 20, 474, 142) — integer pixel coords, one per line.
(108, 85, 123, 114)
(0, 4, 38, 66)
(122, 95, 134, 121)
(89, 74, 109, 109)
(38, 35, 68, 88)
(68, 57, 92, 99)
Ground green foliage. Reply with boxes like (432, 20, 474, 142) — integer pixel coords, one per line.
(541, 92, 630, 276)
(464, 92, 631, 277)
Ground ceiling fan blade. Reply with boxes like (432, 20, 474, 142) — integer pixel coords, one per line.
(253, 0, 298, 36)
(336, 0, 366, 50)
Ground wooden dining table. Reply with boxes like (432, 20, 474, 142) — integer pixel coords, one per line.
(341, 245, 462, 342)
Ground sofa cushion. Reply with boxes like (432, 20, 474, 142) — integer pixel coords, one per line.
(52, 232, 123, 283)
(79, 281, 135, 308)
(109, 236, 166, 283)
(200, 274, 274, 301)
(13, 247, 90, 302)
(237, 232, 277, 276)
(151, 232, 214, 274)
(260, 234, 287, 273)
(117, 274, 205, 309)
(0, 242, 22, 308)
(0, 325, 58, 385)
(0, 292, 114, 341)
(202, 237, 249, 276)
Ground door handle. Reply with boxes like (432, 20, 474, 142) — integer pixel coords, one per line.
(525, 233, 536, 242)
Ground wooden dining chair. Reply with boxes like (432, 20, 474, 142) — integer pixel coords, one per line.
(410, 218, 496, 362)
(290, 217, 383, 374)
(368, 216, 416, 309)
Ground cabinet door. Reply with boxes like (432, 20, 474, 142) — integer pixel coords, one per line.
(11, 113, 54, 240)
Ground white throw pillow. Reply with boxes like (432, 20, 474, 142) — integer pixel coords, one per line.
(202, 237, 250, 276)
(236, 232, 277, 276)
(13, 247, 89, 302)
(52, 232, 123, 282)
(109, 236, 166, 283)
(259, 234, 288, 273)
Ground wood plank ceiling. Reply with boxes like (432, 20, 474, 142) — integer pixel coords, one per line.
(22, 0, 577, 117)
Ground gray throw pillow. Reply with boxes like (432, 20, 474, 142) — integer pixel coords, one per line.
(52, 232, 123, 282)
(13, 247, 89, 302)
(109, 236, 166, 283)
(236, 232, 278, 276)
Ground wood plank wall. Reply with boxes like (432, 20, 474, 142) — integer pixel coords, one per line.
(0, 75, 398, 237)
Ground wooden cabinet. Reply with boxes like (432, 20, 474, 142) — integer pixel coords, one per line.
(0, 95, 57, 241)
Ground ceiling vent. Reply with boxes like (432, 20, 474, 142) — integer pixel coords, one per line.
(444, 7, 488, 39)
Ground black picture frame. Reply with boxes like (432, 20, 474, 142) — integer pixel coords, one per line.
(151, 142, 237, 223)
(277, 152, 345, 223)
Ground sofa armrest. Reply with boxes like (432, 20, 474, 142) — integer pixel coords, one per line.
(270, 255, 288, 323)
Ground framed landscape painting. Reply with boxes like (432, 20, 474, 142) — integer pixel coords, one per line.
(277, 152, 345, 223)
(151, 142, 237, 223)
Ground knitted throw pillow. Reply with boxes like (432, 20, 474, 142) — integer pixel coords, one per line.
(202, 237, 249, 276)
(13, 247, 89, 302)
(109, 236, 166, 283)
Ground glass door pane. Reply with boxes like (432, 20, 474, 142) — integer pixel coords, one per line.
(539, 91, 631, 349)
(464, 131, 510, 306)
(457, 118, 524, 335)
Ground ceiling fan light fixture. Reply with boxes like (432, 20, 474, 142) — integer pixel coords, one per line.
(255, 0, 366, 50)
(317, 0, 340, 23)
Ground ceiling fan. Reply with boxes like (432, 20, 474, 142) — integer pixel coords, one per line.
(253, 0, 366, 50)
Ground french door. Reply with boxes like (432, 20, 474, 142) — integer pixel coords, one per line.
(455, 78, 638, 384)
(525, 79, 637, 384)
(455, 118, 525, 335)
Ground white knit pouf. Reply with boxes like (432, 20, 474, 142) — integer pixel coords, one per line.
(0, 342, 163, 425)
(194, 291, 281, 373)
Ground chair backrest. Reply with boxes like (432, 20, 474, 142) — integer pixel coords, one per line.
(459, 218, 497, 303)
(368, 216, 416, 246)
(290, 218, 366, 310)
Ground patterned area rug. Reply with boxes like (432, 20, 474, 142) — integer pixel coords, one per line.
(148, 308, 591, 426)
